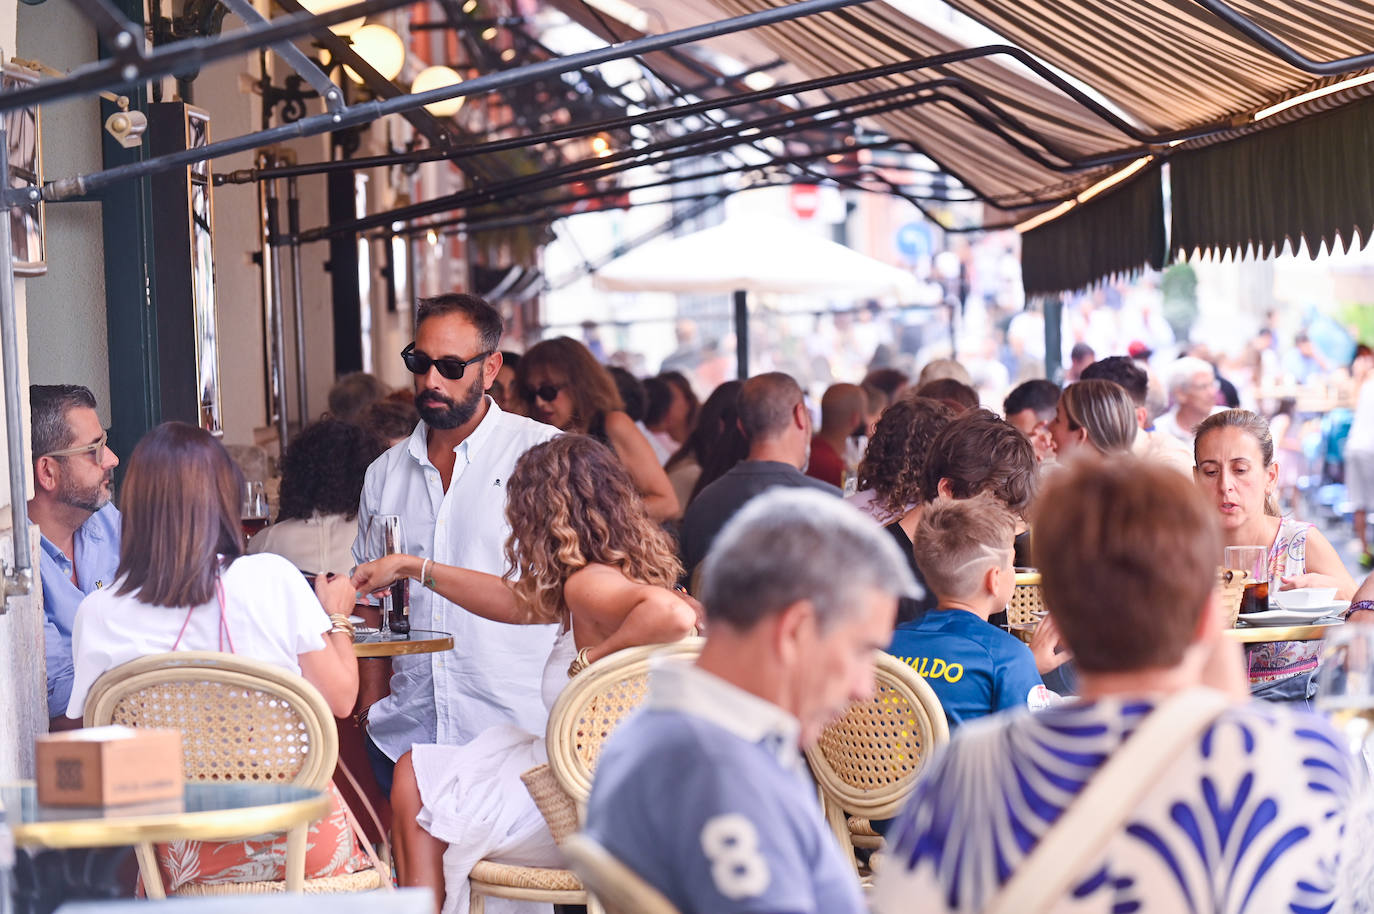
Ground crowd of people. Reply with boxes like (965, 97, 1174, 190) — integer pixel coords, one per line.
(31, 288, 1374, 912)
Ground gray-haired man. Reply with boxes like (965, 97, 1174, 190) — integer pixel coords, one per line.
(586, 488, 916, 913)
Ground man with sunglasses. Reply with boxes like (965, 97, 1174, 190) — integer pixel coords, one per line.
(353, 293, 557, 793)
(27, 385, 121, 731)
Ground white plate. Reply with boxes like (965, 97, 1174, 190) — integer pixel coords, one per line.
(1238, 604, 1345, 625)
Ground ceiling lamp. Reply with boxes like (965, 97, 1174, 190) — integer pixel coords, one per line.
(296, 0, 365, 36)
(411, 65, 465, 117)
(345, 24, 406, 83)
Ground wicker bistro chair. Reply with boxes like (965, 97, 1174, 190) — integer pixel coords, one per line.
(467, 639, 704, 914)
(1006, 572, 1046, 644)
(83, 651, 386, 897)
(1218, 567, 1251, 627)
(804, 651, 950, 866)
(561, 833, 681, 914)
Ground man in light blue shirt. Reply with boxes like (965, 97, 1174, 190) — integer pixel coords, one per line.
(27, 385, 121, 726)
(586, 488, 917, 913)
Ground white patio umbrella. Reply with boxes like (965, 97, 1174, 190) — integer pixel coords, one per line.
(593, 215, 920, 377)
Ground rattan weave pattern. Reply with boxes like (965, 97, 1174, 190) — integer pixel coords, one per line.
(470, 861, 583, 892)
(108, 682, 311, 783)
(1007, 574, 1045, 628)
(1217, 567, 1251, 628)
(805, 652, 949, 823)
(570, 676, 650, 774)
(173, 867, 384, 895)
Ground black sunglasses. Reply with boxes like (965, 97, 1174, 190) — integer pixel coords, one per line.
(521, 383, 564, 403)
(401, 343, 492, 381)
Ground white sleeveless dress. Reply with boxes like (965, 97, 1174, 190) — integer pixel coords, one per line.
(411, 628, 578, 914)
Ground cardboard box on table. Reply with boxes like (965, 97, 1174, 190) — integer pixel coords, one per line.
(36, 726, 183, 807)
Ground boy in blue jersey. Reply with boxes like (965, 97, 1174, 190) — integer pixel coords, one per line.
(585, 488, 918, 914)
(888, 493, 1058, 728)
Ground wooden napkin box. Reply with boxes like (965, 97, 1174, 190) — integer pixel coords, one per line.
(36, 726, 183, 807)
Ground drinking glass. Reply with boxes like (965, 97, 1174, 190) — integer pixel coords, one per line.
(1317, 626, 1374, 759)
(366, 515, 409, 637)
(1224, 545, 1268, 615)
(241, 481, 269, 539)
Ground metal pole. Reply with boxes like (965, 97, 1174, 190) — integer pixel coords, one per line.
(267, 179, 290, 449)
(286, 177, 309, 428)
(34, 0, 876, 200)
(0, 120, 33, 608)
(733, 289, 748, 381)
(215, 0, 343, 111)
(258, 159, 289, 450)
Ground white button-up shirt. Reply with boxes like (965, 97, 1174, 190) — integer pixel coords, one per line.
(354, 399, 559, 760)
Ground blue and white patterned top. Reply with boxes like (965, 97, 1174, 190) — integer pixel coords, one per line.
(872, 694, 1355, 914)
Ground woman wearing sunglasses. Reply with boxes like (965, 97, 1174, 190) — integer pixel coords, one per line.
(514, 336, 680, 521)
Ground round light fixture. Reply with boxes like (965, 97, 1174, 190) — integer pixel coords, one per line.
(296, 0, 365, 36)
(345, 24, 406, 83)
(411, 65, 465, 117)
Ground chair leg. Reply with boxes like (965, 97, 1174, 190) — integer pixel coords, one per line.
(470, 886, 484, 914)
(134, 843, 166, 899)
(586, 896, 604, 914)
(285, 824, 307, 893)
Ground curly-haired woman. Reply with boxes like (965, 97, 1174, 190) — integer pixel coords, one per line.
(350, 435, 697, 914)
(847, 396, 957, 524)
(246, 419, 383, 576)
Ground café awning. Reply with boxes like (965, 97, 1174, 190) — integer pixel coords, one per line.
(551, 0, 1374, 295)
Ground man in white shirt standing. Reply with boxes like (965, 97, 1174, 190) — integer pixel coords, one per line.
(355, 293, 557, 792)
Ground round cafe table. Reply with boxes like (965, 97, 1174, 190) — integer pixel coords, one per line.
(1223, 620, 1342, 643)
(3, 781, 329, 898)
(353, 627, 453, 658)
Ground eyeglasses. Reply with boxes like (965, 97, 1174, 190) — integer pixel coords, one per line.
(521, 383, 564, 404)
(43, 431, 108, 464)
(401, 343, 492, 381)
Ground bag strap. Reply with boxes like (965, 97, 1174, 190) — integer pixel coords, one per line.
(982, 686, 1231, 914)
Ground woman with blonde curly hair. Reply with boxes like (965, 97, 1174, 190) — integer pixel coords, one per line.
(350, 435, 696, 914)
(847, 396, 957, 524)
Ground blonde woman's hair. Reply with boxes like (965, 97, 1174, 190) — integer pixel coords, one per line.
(503, 435, 681, 627)
(1060, 380, 1138, 455)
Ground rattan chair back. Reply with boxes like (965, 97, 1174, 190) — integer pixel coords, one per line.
(561, 834, 681, 914)
(545, 638, 703, 810)
(804, 651, 949, 824)
(1217, 567, 1251, 628)
(1007, 572, 1044, 628)
(83, 651, 339, 790)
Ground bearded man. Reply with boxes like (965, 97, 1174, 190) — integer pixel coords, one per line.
(28, 385, 122, 730)
(351, 293, 557, 793)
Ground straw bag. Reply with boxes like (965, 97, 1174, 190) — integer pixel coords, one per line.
(521, 764, 580, 844)
(982, 687, 1231, 914)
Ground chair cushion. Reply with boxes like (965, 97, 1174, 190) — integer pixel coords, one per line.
(156, 783, 372, 892)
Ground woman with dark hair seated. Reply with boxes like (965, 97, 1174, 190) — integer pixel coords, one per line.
(664, 380, 742, 513)
(247, 419, 383, 576)
(515, 337, 679, 521)
(350, 435, 696, 913)
(65, 422, 367, 892)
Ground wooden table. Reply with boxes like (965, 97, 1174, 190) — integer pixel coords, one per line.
(353, 627, 453, 658)
(1223, 620, 1343, 643)
(3, 781, 328, 897)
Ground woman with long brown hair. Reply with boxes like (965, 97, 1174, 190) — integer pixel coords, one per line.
(350, 434, 697, 913)
(65, 421, 365, 890)
(514, 336, 679, 521)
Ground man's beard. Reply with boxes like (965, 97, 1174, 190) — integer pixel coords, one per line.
(415, 381, 484, 430)
(58, 471, 111, 514)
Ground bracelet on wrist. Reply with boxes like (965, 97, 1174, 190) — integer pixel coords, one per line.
(1345, 600, 1374, 620)
(328, 613, 356, 637)
(567, 646, 593, 679)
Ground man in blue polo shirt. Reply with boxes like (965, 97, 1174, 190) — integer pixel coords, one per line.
(28, 385, 121, 728)
(586, 488, 917, 914)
